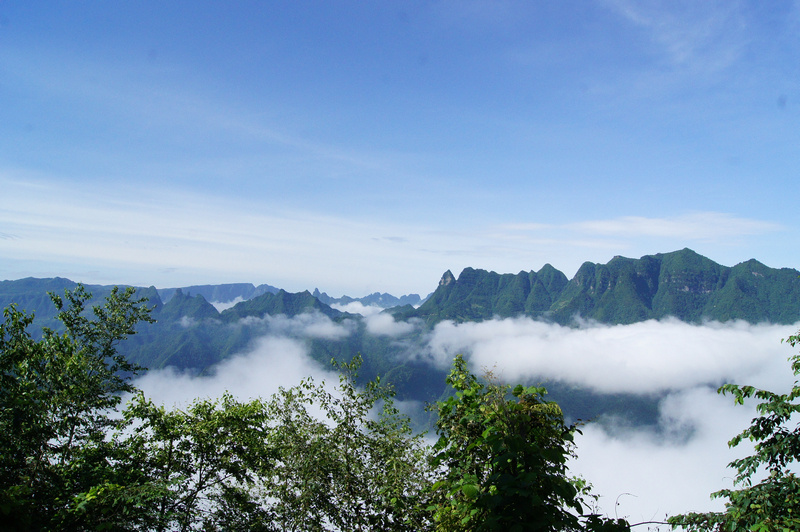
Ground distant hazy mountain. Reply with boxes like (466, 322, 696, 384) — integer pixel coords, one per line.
(154, 282, 425, 309)
(157, 283, 280, 304)
(395, 248, 800, 325)
(221, 290, 347, 321)
(312, 288, 425, 308)
(0, 278, 162, 335)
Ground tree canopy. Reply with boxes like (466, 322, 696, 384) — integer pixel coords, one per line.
(428, 355, 629, 532)
(2, 285, 632, 531)
(0, 285, 154, 529)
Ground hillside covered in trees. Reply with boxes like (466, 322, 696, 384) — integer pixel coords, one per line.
(3, 249, 799, 426)
(396, 248, 800, 325)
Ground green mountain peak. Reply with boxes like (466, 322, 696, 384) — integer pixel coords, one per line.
(406, 249, 800, 326)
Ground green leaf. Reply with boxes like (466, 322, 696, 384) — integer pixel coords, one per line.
(461, 484, 480, 499)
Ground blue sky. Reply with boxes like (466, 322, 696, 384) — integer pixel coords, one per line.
(1, 0, 799, 296)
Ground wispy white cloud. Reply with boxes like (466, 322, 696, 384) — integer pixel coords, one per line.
(0, 172, 787, 294)
(496, 213, 782, 242)
(495, 222, 553, 232)
(0, 174, 439, 293)
(209, 296, 246, 312)
(365, 313, 418, 337)
(570, 212, 783, 239)
(331, 302, 419, 337)
(262, 312, 355, 340)
(602, 0, 748, 74)
(331, 302, 384, 317)
(223, 311, 356, 342)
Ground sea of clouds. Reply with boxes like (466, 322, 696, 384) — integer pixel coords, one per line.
(132, 306, 800, 526)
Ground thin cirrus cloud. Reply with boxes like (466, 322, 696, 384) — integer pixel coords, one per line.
(603, 0, 748, 72)
(570, 212, 783, 239)
(0, 44, 399, 181)
(0, 173, 787, 294)
(496, 213, 782, 241)
(0, 174, 433, 290)
(492, 213, 783, 263)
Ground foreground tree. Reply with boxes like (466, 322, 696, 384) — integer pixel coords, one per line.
(0, 285, 153, 530)
(261, 355, 435, 531)
(67, 393, 276, 531)
(670, 332, 800, 531)
(428, 355, 629, 532)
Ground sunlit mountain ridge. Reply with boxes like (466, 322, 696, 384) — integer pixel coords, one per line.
(3, 248, 799, 426)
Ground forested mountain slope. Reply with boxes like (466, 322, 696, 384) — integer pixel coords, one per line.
(396, 248, 800, 325)
(3, 248, 799, 423)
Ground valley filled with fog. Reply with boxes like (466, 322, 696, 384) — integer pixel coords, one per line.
(132, 303, 799, 524)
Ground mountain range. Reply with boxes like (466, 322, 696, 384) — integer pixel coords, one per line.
(3, 248, 799, 425)
(395, 248, 800, 325)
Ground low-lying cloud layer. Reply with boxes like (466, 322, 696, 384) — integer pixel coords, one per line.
(573, 385, 759, 523)
(332, 301, 419, 337)
(133, 335, 341, 407)
(209, 296, 245, 312)
(423, 316, 799, 521)
(425, 317, 797, 394)
(132, 310, 800, 523)
(257, 312, 355, 340)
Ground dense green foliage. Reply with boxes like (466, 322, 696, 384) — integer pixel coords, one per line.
(669, 332, 800, 531)
(261, 356, 434, 531)
(75, 393, 275, 530)
(0, 285, 154, 529)
(428, 356, 629, 532)
(0, 286, 433, 530)
(1, 285, 630, 531)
